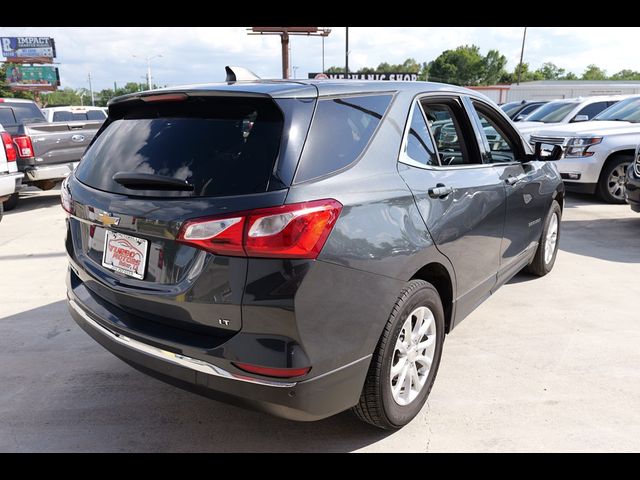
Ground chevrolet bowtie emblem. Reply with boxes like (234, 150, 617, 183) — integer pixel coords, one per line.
(97, 212, 120, 226)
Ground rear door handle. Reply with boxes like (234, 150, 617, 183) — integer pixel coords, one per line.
(428, 185, 453, 198)
(505, 174, 527, 186)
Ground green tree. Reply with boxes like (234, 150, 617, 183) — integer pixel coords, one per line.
(40, 88, 83, 107)
(428, 45, 485, 85)
(499, 63, 544, 84)
(582, 64, 607, 80)
(536, 62, 566, 80)
(483, 49, 508, 85)
(563, 72, 578, 80)
(610, 69, 640, 80)
(427, 45, 507, 86)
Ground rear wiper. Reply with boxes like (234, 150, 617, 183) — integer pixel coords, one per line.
(112, 172, 194, 191)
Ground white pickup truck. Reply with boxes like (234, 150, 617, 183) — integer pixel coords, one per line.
(529, 95, 640, 203)
(0, 124, 23, 222)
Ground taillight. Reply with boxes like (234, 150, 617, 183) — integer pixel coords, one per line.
(233, 362, 311, 378)
(13, 135, 34, 158)
(177, 199, 343, 259)
(60, 177, 73, 215)
(1, 132, 16, 162)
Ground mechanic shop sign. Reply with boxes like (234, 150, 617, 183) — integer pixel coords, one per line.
(309, 72, 419, 81)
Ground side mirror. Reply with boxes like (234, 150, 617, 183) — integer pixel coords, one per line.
(515, 114, 527, 121)
(532, 141, 563, 161)
(572, 114, 589, 123)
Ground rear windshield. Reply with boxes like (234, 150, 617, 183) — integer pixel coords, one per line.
(52, 110, 106, 122)
(0, 102, 46, 127)
(75, 96, 284, 197)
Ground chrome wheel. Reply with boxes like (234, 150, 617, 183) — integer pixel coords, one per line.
(544, 212, 559, 265)
(607, 163, 630, 201)
(390, 306, 436, 406)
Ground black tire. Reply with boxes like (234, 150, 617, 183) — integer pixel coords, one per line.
(597, 155, 632, 204)
(2, 192, 19, 211)
(526, 200, 562, 277)
(352, 279, 445, 429)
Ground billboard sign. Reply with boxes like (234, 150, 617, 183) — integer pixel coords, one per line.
(309, 72, 419, 81)
(5, 65, 60, 90)
(1, 37, 56, 62)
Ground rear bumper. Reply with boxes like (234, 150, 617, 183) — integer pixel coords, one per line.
(24, 161, 78, 182)
(0, 172, 23, 198)
(67, 282, 371, 422)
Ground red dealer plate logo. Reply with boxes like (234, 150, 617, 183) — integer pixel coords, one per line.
(101, 230, 148, 280)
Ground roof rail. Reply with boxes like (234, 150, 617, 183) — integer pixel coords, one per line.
(225, 66, 261, 82)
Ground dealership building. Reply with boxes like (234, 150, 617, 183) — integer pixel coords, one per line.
(470, 80, 640, 104)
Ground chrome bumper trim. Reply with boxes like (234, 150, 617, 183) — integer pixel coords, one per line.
(25, 162, 78, 182)
(69, 299, 297, 388)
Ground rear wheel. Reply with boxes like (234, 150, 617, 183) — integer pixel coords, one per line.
(526, 200, 561, 277)
(2, 192, 19, 211)
(352, 280, 445, 429)
(597, 155, 632, 204)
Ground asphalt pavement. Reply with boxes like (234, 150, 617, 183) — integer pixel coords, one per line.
(1, 187, 639, 452)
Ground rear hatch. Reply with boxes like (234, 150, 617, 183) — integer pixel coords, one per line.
(66, 90, 315, 339)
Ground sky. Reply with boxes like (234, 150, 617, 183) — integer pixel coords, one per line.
(1, 27, 639, 91)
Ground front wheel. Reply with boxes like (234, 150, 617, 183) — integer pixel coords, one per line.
(526, 200, 561, 277)
(597, 155, 632, 204)
(352, 280, 445, 429)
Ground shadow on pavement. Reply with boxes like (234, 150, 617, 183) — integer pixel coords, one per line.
(0, 301, 391, 452)
(562, 192, 602, 208)
(559, 217, 640, 263)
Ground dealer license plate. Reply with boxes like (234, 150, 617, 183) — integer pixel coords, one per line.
(101, 230, 148, 280)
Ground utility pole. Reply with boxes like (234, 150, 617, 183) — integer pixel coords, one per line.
(517, 27, 527, 86)
(248, 27, 331, 79)
(114, 81, 117, 93)
(132, 54, 162, 90)
(345, 27, 349, 79)
(88, 72, 95, 106)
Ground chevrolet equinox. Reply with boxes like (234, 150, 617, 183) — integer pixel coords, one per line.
(64, 71, 564, 429)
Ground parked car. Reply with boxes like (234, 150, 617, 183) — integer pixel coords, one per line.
(0, 98, 102, 210)
(0, 124, 23, 222)
(516, 95, 629, 141)
(41, 106, 107, 123)
(500, 100, 548, 122)
(530, 95, 640, 203)
(624, 146, 640, 212)
(65, 74, 564, 429)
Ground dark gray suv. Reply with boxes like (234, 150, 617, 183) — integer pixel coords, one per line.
(64, 76, 564, 429)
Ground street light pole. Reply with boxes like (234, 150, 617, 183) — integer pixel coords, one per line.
(88, 72, 95, 106)
(133, 54, 163, 90)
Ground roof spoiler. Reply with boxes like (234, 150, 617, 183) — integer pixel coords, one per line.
(225, 66, 261, 82)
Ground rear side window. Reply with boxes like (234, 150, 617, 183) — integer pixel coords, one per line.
(9, 103, 46, 125)
(405, 103, 438, 166)
(87, 110, 106, 120)
(0, 108, 16, 126)
(75, 96, 284, 197)
(52, 111, 73, 122)
(294, 94, 392, 182)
